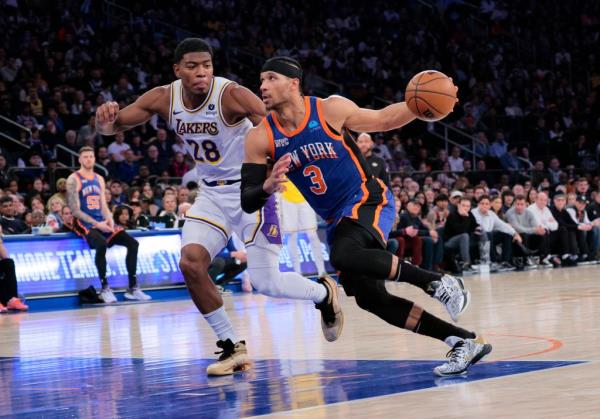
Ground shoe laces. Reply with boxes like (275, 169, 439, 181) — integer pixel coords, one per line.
(214, 339, 235, 361)
(446, 341, 467, 364)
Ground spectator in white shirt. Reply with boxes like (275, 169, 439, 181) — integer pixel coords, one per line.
(472, 195, 522, 267)
(107, 132, 130, 163)
(448, 146, 465, 172)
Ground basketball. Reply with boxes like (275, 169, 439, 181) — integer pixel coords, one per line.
(405, 70, 458, 121)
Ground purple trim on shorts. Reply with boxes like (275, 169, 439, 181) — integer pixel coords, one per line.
(260, 195, 282, 245)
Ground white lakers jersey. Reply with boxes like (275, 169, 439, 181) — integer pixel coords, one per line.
(168, 77, 253, 182)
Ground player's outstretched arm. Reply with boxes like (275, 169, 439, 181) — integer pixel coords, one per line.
(321, 95, 417, 133)
(223, 83, 267, 126)
(96, 86, 168, 135)
(240, 123, 289, 213)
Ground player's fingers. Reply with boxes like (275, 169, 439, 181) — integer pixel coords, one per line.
(109, 102, 119, 121)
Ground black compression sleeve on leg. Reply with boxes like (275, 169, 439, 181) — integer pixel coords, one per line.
(241, 163, 271, 213)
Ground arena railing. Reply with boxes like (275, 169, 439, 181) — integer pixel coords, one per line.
(54, 145, 109, 178)
(0, 114, 32, 152)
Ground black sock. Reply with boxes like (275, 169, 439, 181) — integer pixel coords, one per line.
(415, 311, 475, 342)
(101, 278, 108, 289)
(394, 261, 442, 292)
(128, 275, 137, 289)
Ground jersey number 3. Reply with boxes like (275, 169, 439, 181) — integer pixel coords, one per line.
(186, 139, 221, 163)
(303, 165, 327, 195)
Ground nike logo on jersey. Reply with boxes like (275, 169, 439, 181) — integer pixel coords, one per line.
(173, 110, 183, 115)
(308, 120, 319, 129)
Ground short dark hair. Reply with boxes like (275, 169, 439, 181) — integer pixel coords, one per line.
(0, 196, 12, 206)
(514, 195, 527, 202)
(174, 38, 213, 63)
(478, 194, 490, 203)
(79, 146, 94, 154)
(434, 194, 449, 203)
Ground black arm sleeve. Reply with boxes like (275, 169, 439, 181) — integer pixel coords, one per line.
(241, 163, 271, 213)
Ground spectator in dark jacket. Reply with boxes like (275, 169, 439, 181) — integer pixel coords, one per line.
(550, 193, 581, 265)
(399, 200, 443, 270)
(356, 132, 390, 186)
(0, 196, 27, 235)
(443, 197, 480, 273)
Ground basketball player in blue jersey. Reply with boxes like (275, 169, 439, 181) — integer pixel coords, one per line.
(66, 147, 150, 303)
(95, 39, 342, 376)
(241, 57, 492, 376)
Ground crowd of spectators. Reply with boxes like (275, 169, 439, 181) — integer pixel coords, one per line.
(0, 1, 599, 274)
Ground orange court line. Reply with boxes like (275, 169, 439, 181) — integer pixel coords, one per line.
(485, 332, 564, 362)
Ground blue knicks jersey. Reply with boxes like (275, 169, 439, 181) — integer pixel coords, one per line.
(76, 172, 104, 229)
(265, 96, 395, 246)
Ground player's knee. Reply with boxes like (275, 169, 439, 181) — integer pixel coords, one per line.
(329, 245, 350, 271)
(179, 248, 210, 279)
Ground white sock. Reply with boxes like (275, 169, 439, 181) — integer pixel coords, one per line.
(306, 229, 326, 275)
(288, 232, 301, 273)
(203, 306, 238, 343)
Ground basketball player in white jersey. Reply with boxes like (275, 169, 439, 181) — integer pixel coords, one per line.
(95, 39, 342, 376)
(279, 179, 327, 276)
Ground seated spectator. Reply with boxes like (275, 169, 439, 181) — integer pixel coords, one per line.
(169, 152, 190, 178)
(45, 196, 65, 231)
(448, 190, 463, 213)
(109, 180, 126, 207)
(24, 210, 46, 234)
(56, 206, 74, 232)
(0, 196, 27, 234)
(443, 197, 480, 274)
(0, 227, 28, 312)
(448, 147, 464, 173)
(158, 194, 179, 227)
(113, 205, 135, 229)
(29, 196, 46, 213)
(107, 131, 130, 163)
(566, 196, 595, 261)
(388, 197, 423, 267)
(117, 150, 140, 184)
(129, 201, 150, 229)
(399, 199, 443, 271)
(471, 195, 523, 270)
(490, 195, 508, 221)
(506, 195, 553, 267)
(587, 193, 600, 259)
(144, 145, 167, 176)
(549, 193, 581, 265)
(501, 191, 515, 212)
(426, 193, 449, 234)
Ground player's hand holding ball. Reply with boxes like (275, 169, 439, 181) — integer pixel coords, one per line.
(405, 70, 458, 121)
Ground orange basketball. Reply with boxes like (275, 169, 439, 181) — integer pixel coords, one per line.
(405, 70, 458, 121)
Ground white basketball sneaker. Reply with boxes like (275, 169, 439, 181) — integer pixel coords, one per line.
(100, 287, 117, 304)
(428, 275, 470, 322)
(124, 287, 152, 301)
(434, 336, 493, 376)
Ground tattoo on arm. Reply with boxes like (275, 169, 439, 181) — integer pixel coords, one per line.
(66, 176, 98, 226)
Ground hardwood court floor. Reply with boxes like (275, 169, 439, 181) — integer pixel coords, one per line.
(1, 266, 599, 418)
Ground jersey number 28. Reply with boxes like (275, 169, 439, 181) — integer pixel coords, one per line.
(186, 139, 221, 163)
